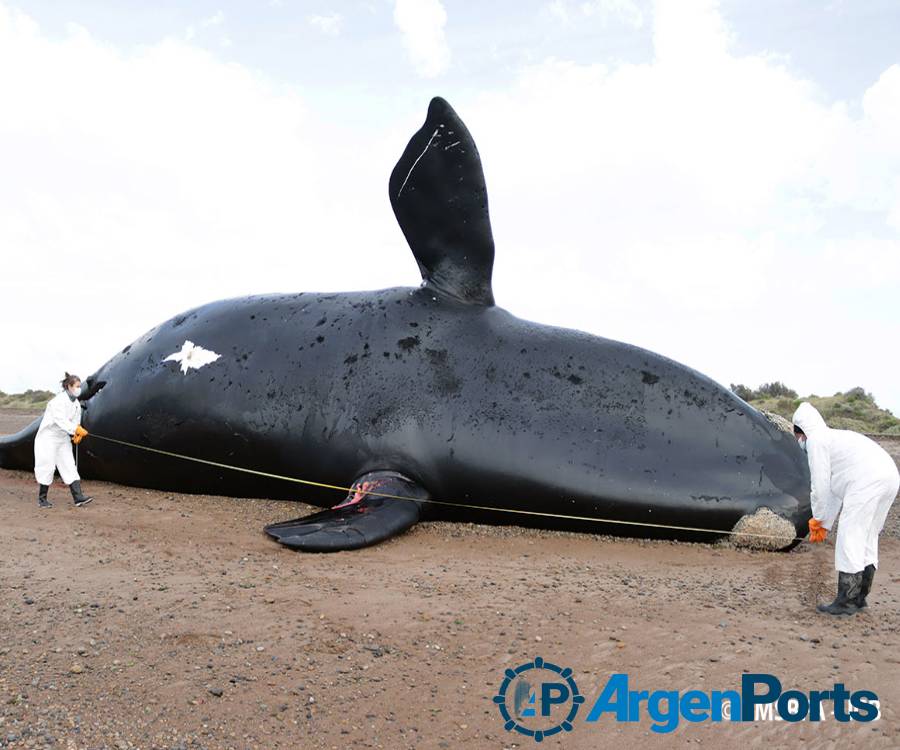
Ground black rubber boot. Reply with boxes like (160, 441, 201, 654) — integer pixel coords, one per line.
(856, 564, 876, 609)
(69, 480, 93, 507)
(817, 571, 863, 616)
(37, 484, 52, 508)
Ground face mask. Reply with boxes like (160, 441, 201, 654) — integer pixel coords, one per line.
(68, 386, 82, 399)
(798, 438, 807, 453)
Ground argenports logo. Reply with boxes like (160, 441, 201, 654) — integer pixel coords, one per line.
(494, 662, 881, 740)
(492, 657, 585, 742)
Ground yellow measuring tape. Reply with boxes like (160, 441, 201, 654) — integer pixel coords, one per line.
(87, 432, 807, 543)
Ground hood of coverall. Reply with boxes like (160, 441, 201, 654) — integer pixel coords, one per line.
(792, 402, 829, 437)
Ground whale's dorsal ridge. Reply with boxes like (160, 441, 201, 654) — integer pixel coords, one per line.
(389, 97, 495, 306)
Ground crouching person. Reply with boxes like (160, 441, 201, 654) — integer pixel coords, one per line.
(794, 402, 899, 615)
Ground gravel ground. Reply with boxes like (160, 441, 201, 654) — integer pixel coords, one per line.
(2, 409, 899, 749)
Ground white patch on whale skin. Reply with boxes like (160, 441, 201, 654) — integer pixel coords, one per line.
(163, 340, 221, 374)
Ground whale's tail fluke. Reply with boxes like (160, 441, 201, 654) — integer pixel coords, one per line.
(389, 97, 495, 307)
(0, 417, 40, 472)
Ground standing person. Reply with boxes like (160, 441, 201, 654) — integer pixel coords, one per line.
(34, 373, 92, 508)
(793, 402, 899, 615)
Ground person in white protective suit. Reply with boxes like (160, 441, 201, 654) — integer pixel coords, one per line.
(793, 402, 899, 615)
(33, 373, 93, 508)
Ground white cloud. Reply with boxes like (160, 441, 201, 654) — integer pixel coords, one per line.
(308, 12, 343, 36)
(547, 0, 570, 24)
(0, 2, 410, 396)
(201, 10, 225, 28)
(823, 64, 900, 229)
(185, 10, 227, 45)
(393, 0, 450, 78)
(583, 0, 644, 27)
(548, 0, 644, 28)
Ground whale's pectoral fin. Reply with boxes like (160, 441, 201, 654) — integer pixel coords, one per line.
(389, 97, 495, 306)
(263, 471, 428, 552)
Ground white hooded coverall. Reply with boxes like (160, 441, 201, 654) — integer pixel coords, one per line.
(793, 402, 899, 573)
(33, 391, 82, 486)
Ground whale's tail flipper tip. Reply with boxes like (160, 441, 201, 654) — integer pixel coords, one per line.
(264, 471, 427, 552)
(0, 417, 40, 472)
(389, 97, 495, 306)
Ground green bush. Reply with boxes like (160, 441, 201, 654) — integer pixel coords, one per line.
(755, 381, 798, 399)
(730, 382, 798, 401)
(730, 384, 753, 401)
(734, 381, 900, 435)
(0, 389, 54, 409)
(843, 386, 875, 402)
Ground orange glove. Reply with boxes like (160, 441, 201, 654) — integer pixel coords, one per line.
(808, 518, 827, 543)
(72, 425, 89, 445)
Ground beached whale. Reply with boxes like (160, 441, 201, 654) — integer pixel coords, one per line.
(0, 97, 811, 551)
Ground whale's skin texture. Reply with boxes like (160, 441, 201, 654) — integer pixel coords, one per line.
(0, 96, 812, 546)
(2, 284, 811, 544)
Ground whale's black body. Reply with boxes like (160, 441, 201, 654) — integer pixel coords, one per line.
(0, 97, 811, 550)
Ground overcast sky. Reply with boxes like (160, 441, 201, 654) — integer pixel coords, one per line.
(1, 0, 899, 415)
